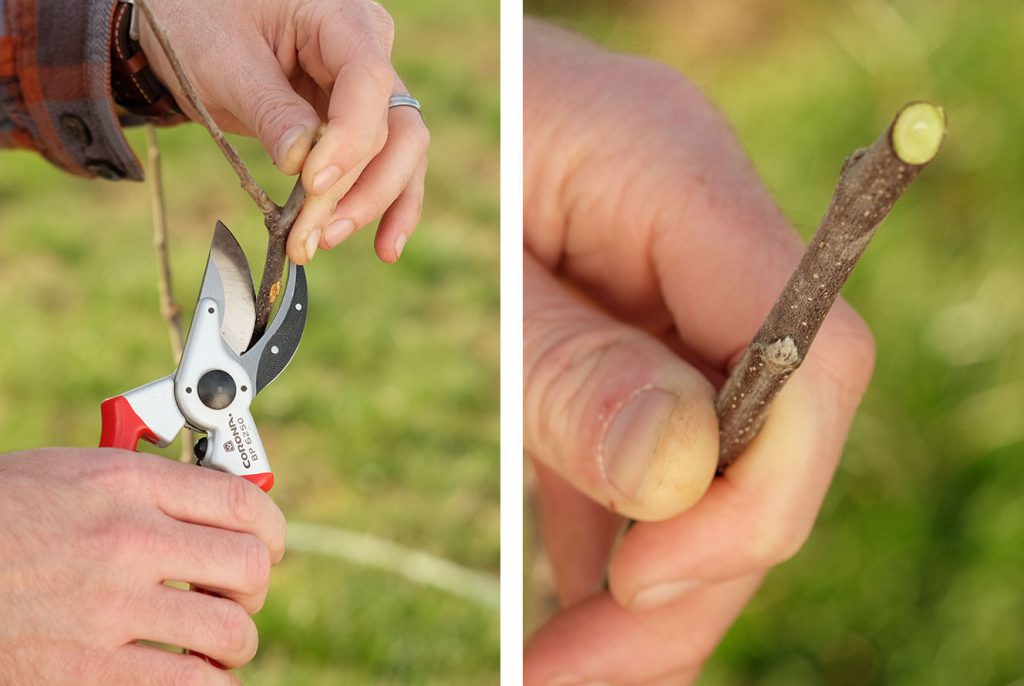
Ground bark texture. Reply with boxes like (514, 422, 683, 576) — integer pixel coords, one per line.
(716, 102, 945, 470)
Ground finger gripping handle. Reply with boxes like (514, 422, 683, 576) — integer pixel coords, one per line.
(99, 396, 158, 451)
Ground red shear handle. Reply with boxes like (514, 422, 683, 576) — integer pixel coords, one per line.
(243, 472, 275, 492)
(99, 396, 159, 451)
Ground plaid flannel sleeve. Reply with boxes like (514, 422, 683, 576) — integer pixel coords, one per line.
(0, 0, 144, 180)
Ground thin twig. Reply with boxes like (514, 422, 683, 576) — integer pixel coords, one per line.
(136, 0, 307, 343)
(145, 125, 194, 463)
(135, 0, 276, 217)
(716, 101, 946, 470)
(287, 521, 500, 609)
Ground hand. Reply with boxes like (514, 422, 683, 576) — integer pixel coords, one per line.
(0, 448, 287, 684)
(523, 20, 875, 685)
(141, 0, 430, 265)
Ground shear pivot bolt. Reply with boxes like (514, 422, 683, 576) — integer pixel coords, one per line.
(197, 369, 236, 410)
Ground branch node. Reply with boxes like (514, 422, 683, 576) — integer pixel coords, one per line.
(136, 0, 308, 345)
(715, 101, 946, 471)
(762, 337, 800, 372)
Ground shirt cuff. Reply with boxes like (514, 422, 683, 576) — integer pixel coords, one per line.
(15, 0, 144, 180)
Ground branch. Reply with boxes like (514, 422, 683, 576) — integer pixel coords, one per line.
(287, 521, 500, 609)
(253, 179, 306, 344)
(715, 101, 946, 471)
(136, 0, 306, 343)
(145, 125, 194, 463)
(136, 0, 276, 216)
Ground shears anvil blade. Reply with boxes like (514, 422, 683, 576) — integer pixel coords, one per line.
(241, 261, 307, 394)
(199, 221, 257, 355)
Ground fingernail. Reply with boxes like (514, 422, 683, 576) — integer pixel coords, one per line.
(304, 229, 321, 262)
(324, 219, 356, 248)
(601, 387, 678, 501)
(275, 125, 310, 170)
(394, 233, 407, 259)
(629, 579, 700, 610)
(312, 165, 341, 194)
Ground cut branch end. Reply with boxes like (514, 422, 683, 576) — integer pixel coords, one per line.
(891, 101, 946, 165)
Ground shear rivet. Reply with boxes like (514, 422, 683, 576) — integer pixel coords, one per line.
(197, 369, 236, 410)
(240, 385, 248, 393)
(295, 304, 302, 311)
(208, 307, 215, 314)
(271, 346, 279, 354)
(185, 387, 192, 394)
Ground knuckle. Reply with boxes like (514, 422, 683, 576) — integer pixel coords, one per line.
(227, 477, 258, 528)
(405, 192, 425, 223)
(217, 603, 258, 662)
(746, 515, 811, 568)
(618, 56, 700, 103)
(173, 658, 207, 686)
(86, 451, 146, 490)
(241, 535, 272, 595)
(267, 506, 287, 563)
(358, 58, 396, 98)
(525, 319, 627, 450)
(247, 86, 292, 142)
(77, 649, 119, 682)
(348, 188, 392, 226)
(367, 2, 396, 48)
(89, 588, 140, 642)
(336, 117, 388, 172)
(89, 517, 158, 562)
(376, 133, 390, 159)
(369, 121, 389, 157)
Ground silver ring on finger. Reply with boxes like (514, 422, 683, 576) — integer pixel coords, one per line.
(388, 94, 422, 115)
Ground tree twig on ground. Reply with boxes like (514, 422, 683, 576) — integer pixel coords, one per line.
(716, 101, 946, 471)
(144, 125, 194, 463)
(287, 521, 500, 609)
(136, 0, 306, 343)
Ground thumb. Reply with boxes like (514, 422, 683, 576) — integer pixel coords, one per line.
(223, 49, 321, 175)
(525, 253, 719, 521)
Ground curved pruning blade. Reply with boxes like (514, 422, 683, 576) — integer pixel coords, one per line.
(240, 262, 307, 394)
(201, 221, 256, 355)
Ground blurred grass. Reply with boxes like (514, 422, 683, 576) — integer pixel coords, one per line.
(526, 0, 1024, 684)
(0, 0, 498, 683)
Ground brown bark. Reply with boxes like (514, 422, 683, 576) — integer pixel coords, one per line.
(253, 180, 307, 344)
(716, 101, 945, 471)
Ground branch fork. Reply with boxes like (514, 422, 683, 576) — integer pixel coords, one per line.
(135, 0, 307, 342)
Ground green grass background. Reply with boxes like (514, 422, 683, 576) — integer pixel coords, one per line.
(0, 0, 498, 683)
(525, 1, 1024, 684)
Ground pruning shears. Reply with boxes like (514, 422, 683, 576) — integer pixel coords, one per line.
(99, 221, 308, 493)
